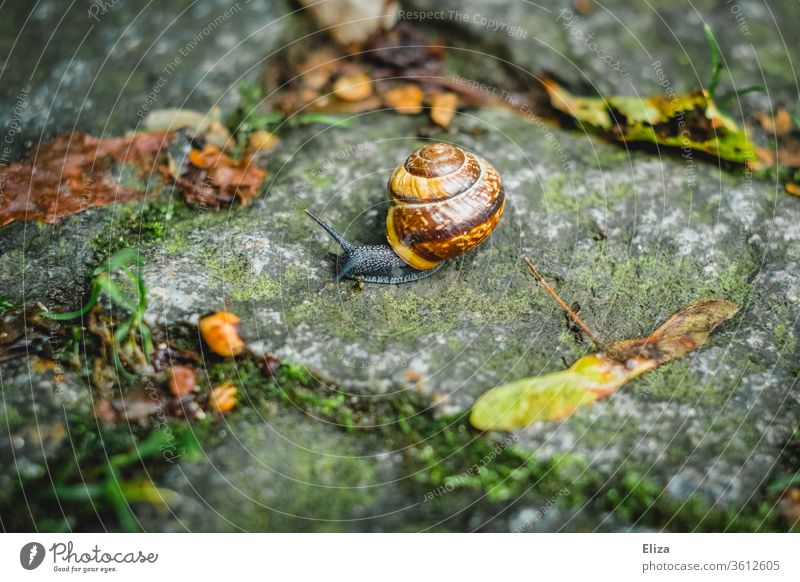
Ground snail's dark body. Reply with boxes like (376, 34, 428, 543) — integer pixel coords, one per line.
(305, 210, 442, 284)
(307, 143, 504, 285)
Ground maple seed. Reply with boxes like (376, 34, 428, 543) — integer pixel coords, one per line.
(199, 312, 245, 357)
(469, 258, 740, 431)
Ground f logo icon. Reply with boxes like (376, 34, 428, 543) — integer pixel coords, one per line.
(20, 542, 45, 570)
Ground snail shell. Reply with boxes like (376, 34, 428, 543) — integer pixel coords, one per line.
(386, 143, 505, 270)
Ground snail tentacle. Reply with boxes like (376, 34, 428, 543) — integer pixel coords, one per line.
(305, 209, 439, 284)
(304, 209, 353, 252)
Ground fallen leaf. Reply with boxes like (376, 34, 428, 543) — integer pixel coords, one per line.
(175, 144, 266, 208)
(168, 365, 196, 397)
(429, 92, 459, 128)
(367, 24, 445, 77)
(199, 311, 245, 357)
(208, 382, 238, 413)
(470, 299, 739, 431)
(775, 136, 800, 168)
(259, 353, 282, 379)
(543, 78, 757, 164)
(786, 183, 800, 197)
(0, 131, 172, 227)
(333, 72, 373, 102)
(384, 83, 424, 114)
(149, 340, 201, 373)
(308, 94, 383, 115)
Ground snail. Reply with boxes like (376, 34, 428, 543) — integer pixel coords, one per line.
(306, 142, 505, 284)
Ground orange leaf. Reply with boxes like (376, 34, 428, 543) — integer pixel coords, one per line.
(199, 312, 245, 357)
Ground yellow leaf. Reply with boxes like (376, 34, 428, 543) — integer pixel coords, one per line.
(542, 78, 756, 164)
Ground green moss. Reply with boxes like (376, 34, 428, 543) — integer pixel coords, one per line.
(92, 195, 192, 257)
(562, 245, 757, 341)
(542, 175, 634, 214)
(281, 275, 538, 346)
(704, 249, 758, 307)
(637, 360, 734, 408)
(773, 323, 797, 354)
(0, 404, 23, 425)
(203, 251, 282, 303)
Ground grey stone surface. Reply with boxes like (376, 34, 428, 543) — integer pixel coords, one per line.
(0, 0, 297, 141)
(136, 107, 799, 512)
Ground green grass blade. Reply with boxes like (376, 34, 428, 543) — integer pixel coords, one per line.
(93, 248, 140, 276)
(41, 280, 101, 320)
(704, 24, 723, 98)
(295, 114, 351, 127)
(717, 85, 767, 108)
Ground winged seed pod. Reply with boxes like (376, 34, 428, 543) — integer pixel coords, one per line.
(469, 259, 739, 431)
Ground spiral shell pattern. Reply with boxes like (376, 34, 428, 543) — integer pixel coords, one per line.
(386, 143, 504, 270)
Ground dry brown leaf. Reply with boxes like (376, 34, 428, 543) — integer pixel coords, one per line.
(573, 0, 593, 14)
(93, 399, 118, 423)
(0, 131, 172, 227)
(777, 488, 800, 523)
(111, 389, 163, 422)
(176, 145, 266, 208)
(384, 83, 424, 114)
(429, 91, 459, 128)
(297, 49, 340, 92)
(775, 136, 800, 168)
(309, 94, 383, 114)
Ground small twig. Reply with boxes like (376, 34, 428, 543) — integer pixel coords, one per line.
(524, 257, 606, 351)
